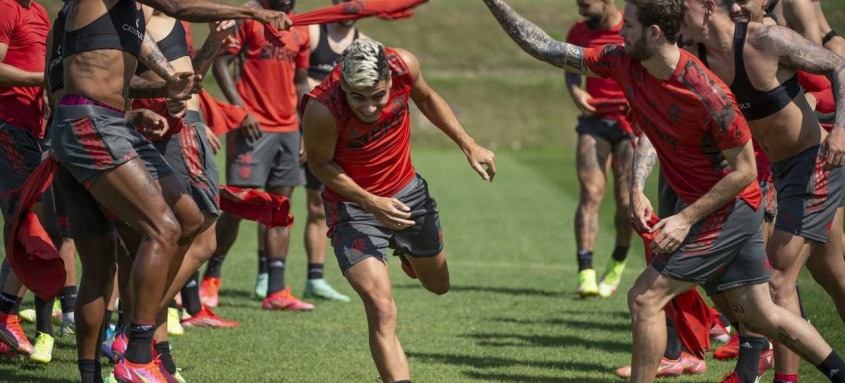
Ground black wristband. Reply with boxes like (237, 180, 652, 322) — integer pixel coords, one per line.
(823, 30, 840, 46)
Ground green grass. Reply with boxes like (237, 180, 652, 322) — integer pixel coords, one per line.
(2, 149, 845, 382)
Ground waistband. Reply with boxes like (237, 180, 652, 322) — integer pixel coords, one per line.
(771, 145, 820, 172)
(185, 110, 202, 123)
(59, 95, 124, 114)
(55, 104, 125, 120)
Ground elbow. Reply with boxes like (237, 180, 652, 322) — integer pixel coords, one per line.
(156, 0, 186, 18)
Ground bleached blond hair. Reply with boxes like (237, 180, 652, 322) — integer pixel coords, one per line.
(340, 38, 390, 88)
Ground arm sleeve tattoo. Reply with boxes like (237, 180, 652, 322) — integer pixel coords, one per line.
(632, 133, 657, 191)
(481, 0, 590, 75)
(140, 33, 177, 80)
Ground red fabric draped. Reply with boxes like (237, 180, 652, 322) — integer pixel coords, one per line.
(219, 185, 293, 228)
(198, 90, 249, 136)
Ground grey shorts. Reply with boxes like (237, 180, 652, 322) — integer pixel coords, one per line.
(575, 116, 634, 145)
(50, 105, 173, 188)
(0, 120, 47, 217)
(226, 130, 304, 189)
(155, 111, 220, 215)
(772, 145, 844, 243)
(650, 199, 771, 296)
(325, 174, 443, 274)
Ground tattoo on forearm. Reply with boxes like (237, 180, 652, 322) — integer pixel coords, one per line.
(141, 34, 176, 79)
(192, 39, 222, 76)
(482, 0, 587, 74)
(632, 136, 657, 190)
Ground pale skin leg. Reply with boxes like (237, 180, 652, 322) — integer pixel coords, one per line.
(574, 134, 611, 256)
(305, 188, 329, 266)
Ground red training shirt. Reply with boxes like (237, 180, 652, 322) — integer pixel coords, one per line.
(566, 16, 629, 125)
(302, 48, 416, 202)
(0, 0, 49, 138)
(584, 45, 761, 209)
(229, 6, 309, 133)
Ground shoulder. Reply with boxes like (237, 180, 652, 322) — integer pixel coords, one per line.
(391, 47, 420, 80)
(0, 0, 20, 19)
(32, 1, 48, 20)
(303, 96, 337, 128)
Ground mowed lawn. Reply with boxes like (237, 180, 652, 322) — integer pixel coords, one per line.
(1, 148, 844, 382)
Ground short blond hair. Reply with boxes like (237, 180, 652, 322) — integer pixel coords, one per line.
(340, 38, 390, 88)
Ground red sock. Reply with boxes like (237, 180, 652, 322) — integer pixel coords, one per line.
(774, 373, 798, 383)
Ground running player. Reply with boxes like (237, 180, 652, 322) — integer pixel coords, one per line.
(481, 1, 845, 382)
(301, 38, 496, 383)
(685, 1, 845, 381)
(209, 0, 314, 310)
(565, 0, 634, 299)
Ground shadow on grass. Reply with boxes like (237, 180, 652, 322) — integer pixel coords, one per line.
(0, 363, 77, 383)
(463, 371, 614, 383)
(491, 316, 630, 333)
(465, 333, 630, 353)
(407, 351, 607, 373)
(393, 283, 562, 297)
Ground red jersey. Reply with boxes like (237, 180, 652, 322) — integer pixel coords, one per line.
(182, 21, 194, 55)
(585, 45, 761, 209)
(0, 0, 49, 138)
(229, 6, 309, 133)
(302, 48, 416, 202)
(798, 71, 835, 132)
(566, 16, 628, 122)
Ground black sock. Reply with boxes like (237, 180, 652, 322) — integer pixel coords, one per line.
(664, 317, 682, 360)
(577, 250, 593, 271)
(817, 351, 845, 383)
(267, 257, 287, 296)
(181, 272, 202, 316)
(124, 323, 155, 364)
(204, 254, 225, 278)
(611, 245, 630, 262)
(60, 285, 78, 314)
(0, 292, 22, 315)
(258, 250, 268, 274)
(79, 359, 99, 383)
(34, 297, 54, 336)
(155, 341, 178, 375)
(797, 283, 808, 320)
(94, 360, 103, 383)
(116, 308, 125, 331)
(736, 335, 767, 383)
(308, 263, 324, 280)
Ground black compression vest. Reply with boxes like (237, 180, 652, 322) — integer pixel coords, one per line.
(135, 20, 189, 75)
(63, 0, 145, 58)
(308, 24, 359, 81)
(48, 4, 70, 93)
(697, 22, 801, 121)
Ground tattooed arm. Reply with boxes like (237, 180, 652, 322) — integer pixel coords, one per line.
(630, 133, 657, 232)
(481, 0, 596, 76)
(140, 33, 177, 80)
(753, 23, 845, 166)
(136, 0, 290, 29)
(192, 20, 235, 77)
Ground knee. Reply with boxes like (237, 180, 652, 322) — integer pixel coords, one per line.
(307, 203, 326, 223)
(421, 274, 450, 295)
(177, 209, 204, 243)
(365, 295, 398, 326)
(148, 212, 182, 248)
(767, 273, 795, 300)
(627, 287, 658, 321)
(579, 186, 603, 208)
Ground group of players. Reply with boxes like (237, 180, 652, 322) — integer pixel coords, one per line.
(1, 0, 845, 381)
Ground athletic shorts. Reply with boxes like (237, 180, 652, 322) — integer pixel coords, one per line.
(650, 199, 771, 296)
(226, 130, 304, 189)
(301, 163, 323, 191)
(657, 170, 677, 218)
(53, 164, 115, 239)
(155, 111, 220, 215)
(575, 116, 634, 145)
(771, 145, 844, 243)
(0, 120, 47, 217)
(50, 105, 173, 188)
(760, 179, 777, 223)
(325, 174, 444, 274)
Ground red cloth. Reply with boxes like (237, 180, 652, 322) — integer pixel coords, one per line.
(635, 215, 716, 359)
(301, 48, 416, 202)
(264, 0, 427, 47)
(753, 140, 771, 183)
(198, 91, 248, 136)
(0, 0, 49, 137)
(585, 45, 761, 210)
(5, 157, 64, 300)
(219, 185, 293, 227)
(130, 97, 185, 141)
(229, 20, 309, 133)
(798, 71, 835, 131)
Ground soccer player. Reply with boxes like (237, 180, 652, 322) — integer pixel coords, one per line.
(301, 38, 496, 383)
(685, 0, 845, 381)
(765, 0, 822, 43)
(812, 0, 845, 58)
(210, 0, 314, 309)
(565, 0, 634, 299)
(52, 0, 289, 381)
(480, 1, 845, 382)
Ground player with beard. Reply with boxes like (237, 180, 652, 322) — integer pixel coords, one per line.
(565, 0, 635, 300)
(208, 0, 314, 310)
(481, 0, 845, 382)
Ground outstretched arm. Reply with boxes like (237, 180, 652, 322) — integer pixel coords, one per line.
(754, 24, 845, 166)
(136, 0, 289, 28)
(400, 49, 496, 182)
(480, 0, 595, 76)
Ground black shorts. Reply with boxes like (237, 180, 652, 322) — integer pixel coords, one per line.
(650, 199, 771, 295)
(772, 145, 844, 243)
(324, 174, 443, 274)
(226, 130, 304, 189)
(0, 120, 47, 217)
(575, 116, 633, 145)
(155, 111, 220, 215)
(53, 164, 116, 239)
(301, 163, 323, 191)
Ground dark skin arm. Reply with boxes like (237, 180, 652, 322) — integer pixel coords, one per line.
(192, 20, 236, 77)
(135, 0, 290, 28)
(213, 50, 261, 142)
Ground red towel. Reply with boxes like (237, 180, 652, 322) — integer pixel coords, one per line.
(635, 215, 716, 358)
(5, 158, 64, 300)
(265, 0, 427, 47)
(198, 90, 249, 136)
(219, 185, 293, 228)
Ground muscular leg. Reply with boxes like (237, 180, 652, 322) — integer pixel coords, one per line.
(806, 208, 845, 322)
(74, 232, 118, 362)
(345, 257, 410, 382)
(265, 186, 294, 297)
(305, 187, 328, 268)
(610, 139, 633, 250)
(766, 230, 813, 377)
(404, 251, 450, 296)
(574, 134, 611, 271)
(161, 215, 218, 309)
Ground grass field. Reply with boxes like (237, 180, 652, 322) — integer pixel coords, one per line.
(2, 149, 845, 382)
